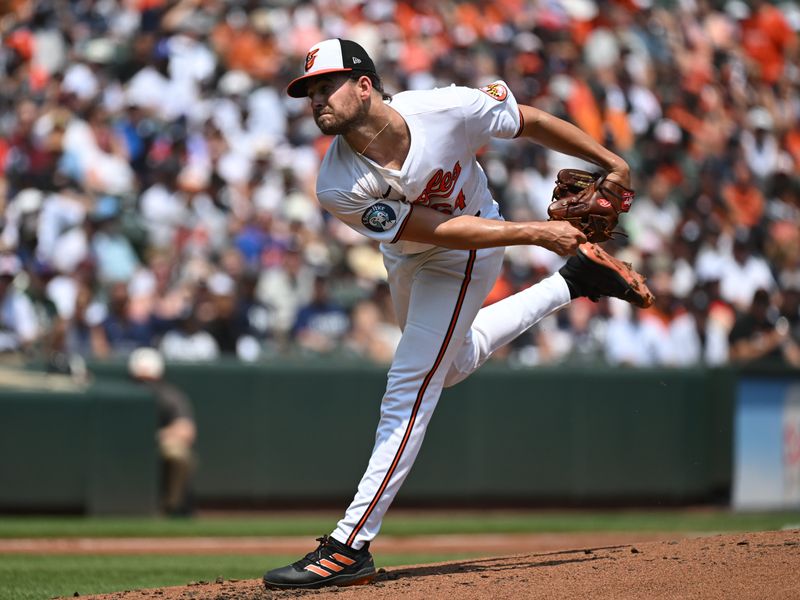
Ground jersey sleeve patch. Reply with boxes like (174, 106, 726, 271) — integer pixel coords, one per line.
(361, 202, 397, 232)
(479, 82, 508, 102)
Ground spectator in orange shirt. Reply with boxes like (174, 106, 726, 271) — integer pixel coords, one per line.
(741, 0, 798, 85)
(722, 159, 765, 229)
(212, 16, 282, 82)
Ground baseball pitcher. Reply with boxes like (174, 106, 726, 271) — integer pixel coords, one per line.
(263, 38, 654, 590)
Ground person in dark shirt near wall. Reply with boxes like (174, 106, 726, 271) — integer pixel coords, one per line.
(128, 347, 196, 516)
(729, 288, 800, 367)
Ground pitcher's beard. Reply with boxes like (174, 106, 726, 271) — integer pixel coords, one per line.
(315, 105, 368, 136)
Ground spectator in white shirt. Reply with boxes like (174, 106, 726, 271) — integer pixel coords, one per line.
(0, 255, 39, 354)
(669, 288, 729, 366)
(719, 229, 776, 312)
(159, 305, 220, 362)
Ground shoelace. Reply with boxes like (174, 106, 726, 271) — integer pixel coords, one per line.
(297, 535, 337, 566)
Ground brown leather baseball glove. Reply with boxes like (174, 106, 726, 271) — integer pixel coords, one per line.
(547, 169, 634, 243)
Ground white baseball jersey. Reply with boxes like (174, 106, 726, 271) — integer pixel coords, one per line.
(318, 81, 572, 551)
(316, 81, 523, 255)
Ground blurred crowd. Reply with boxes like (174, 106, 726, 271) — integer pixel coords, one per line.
(1, 0, 799, 369)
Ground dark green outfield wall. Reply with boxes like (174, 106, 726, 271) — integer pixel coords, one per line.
(0, 378, 159, 514)
(0, 362, 734, 514)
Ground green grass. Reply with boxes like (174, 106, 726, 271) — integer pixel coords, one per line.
(1, 509, 799, 600)
(0, 509, 799, 538)
(0, 553, 476, 600)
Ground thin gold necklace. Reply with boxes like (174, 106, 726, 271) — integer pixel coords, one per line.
(359, 120, 391, 155)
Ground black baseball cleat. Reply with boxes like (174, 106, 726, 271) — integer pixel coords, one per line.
(263, 535, 376, 590)
(559, 242, 655, 308)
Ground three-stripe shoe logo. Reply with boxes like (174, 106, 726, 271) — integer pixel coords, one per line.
(304, 553, 356, 578)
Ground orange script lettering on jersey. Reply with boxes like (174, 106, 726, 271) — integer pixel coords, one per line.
(414, 162, 462, 206)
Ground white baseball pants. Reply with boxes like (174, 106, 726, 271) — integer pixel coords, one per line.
(331, 245, 571, 549)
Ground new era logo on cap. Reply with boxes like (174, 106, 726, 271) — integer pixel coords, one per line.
(287, 39, 377, 98)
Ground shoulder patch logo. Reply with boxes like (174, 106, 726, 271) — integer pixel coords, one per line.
(361, 202, 397, 233)
(479, 82, 508, 102)
(305, 48, 320, 72)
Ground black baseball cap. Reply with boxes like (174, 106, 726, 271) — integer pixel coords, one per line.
(287, 38, 378, 98)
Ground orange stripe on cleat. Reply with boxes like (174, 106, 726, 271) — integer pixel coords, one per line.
(331, 553, 356, 566)
(319, 559, 343, 572)
(304, 564, 331, 577)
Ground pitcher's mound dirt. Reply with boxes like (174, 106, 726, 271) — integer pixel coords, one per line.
(72, 529, 800, 600)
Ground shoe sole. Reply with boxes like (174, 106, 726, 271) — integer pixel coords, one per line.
(578, 243, 655, 308)
(263, 568, 377, 590)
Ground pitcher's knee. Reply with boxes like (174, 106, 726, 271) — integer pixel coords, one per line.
(443, 366, 470, 388)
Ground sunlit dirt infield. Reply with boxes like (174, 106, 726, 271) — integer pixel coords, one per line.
(28, 529, 799, 600)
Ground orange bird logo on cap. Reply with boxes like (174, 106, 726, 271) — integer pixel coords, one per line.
(305, 49, 320, 72)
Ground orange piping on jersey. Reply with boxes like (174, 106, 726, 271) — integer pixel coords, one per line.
(346, 250, 477, 547)
(514, 107, 525, 138)
(390, 204, 414, 243)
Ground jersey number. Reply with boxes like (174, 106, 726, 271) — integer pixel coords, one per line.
(455, 189, 466, 211)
